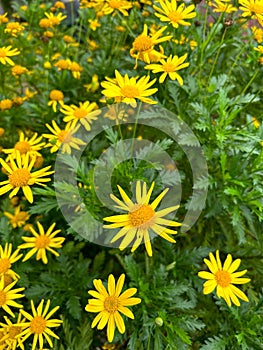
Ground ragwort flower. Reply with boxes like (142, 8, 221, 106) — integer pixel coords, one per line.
(102, 0, 133, 16)
(47, 90, 64, 112)
(4, 22, 25, 37)
(239, 0, 263, 25)
(104, 181, 181, 256)
(0, 243, 22, 280)
(0, 313, 27, 350)
(0, 46, 20, 66)
(85, 274, 141, 343)
(4, 206, 30, 228)
(0, 276, 25, 318)
(198, 250, 251, 306)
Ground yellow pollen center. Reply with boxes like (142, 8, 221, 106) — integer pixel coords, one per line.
(30, 316, 47, 334)
(0, 290, 6, 306)
(14, 141, 31, 154)
(35, 235, 51, 249)
(215, 270, 231, 288)
(12, 212, 28, 223)
(0, 258, 11, 274)
(0, 48, 7, 58)
(108, 0, 122, 9)
(57, 130, 72, 143)
(8, 169, 31, 187)
(50, 90, 64, 101)
(133, 35, 153, 52)
(104, 296, 119, 313)
(121, 85, 140, 98)
(129, 204, 155, 227)
(74, 107, 87, 119)
(3, 273, 13, 287)
(8, 326, 22, 339)
(162, 62, 176, 72)
(253, 4, 263, 13)
(168, 11, 182, 23)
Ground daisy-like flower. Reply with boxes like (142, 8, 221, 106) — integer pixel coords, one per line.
(84, 74, 100, 93)
(254, 45, 263, 53)
(154, 0, 196, 28)
(198, 250, 251, 306)
(251, 26, 263, 43)
(101, 70, 158, 106)
(145, 53, 189, 85)
(85, 274, 141, 343)
(18, 221, 65, 264)
(11, 64, 29, 77)
(43, 120, 86, 154)
(102, 0, 133, 16)
(61, 101, 100, 131)
(18, 299, 63, 350)
(212, 0, 237, 12)
(0, 243, 22, 280)
(0, 12, 8, 24)
(0, 46, 20, 66)
(104, 104, 128, 125)
(4, 22, 25, 37)
(130, 24, 172, 68)
(0, 99, 12, 111)
(0, 313, 27, 350)
(104, 181, 181, 256)
(47, 90, 64, 112)
(3, 131, 45, 161)
(0, 153, 54, 204)
(4, 206, 30, 228)
(44, 12, 67, 26)
(88, 18, 101, 31)
(68, 61, 83, 79)
(239, 0, 263, 26)
(0, 276, 25, 318)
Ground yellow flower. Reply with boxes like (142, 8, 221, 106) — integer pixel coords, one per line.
(212, 0, 237, 12)
(102, 0, 133, 16)
(11, 64, 28, 76)
(251, 26, 263, 43)
(18, 299, 63, 350)
(0, 12, 8, 24)
(0, 276, 24, 318)
(0, 153, 54, 203)
(4, 22, 25, 37)
(198, 250, 251, 306)
(252, 116, 260, 128)
(104, 181, 181, 256)
(239, 0, 263, 25)
(43, 120, 86, 154)
(0, 127, 4, 137)
(54, 1, 66, 9)
(0, 46, 20, 66)
(89, 18, 101, 31)
(0, 99, 13, 111)
(145, 53, 189, 85)
(130, 24, 172, 67)
(104, 104, 128, 124)
(154, 0, 196, 28)
(84, 74, 100, 92)
(101, 70, 158, 106)
(61, 101, 100, 131)
(44, 12, 67, 26)
(3, 130, 45, 161)
(0, 243, 22, 280)
(68, 61, 83, 79)
(0, 313, 27, 350)
(254, 45, 263, 54)
(47, 89, 64, 112)
(4, 206, 30, 228)
(54, 58, 71, 70)
(39, 18, 52, 28)
(19, 222, 65, 264)
(85, 274, 141, 343)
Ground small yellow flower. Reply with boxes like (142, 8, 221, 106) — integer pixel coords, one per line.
(19, 221, 65, 264)
(18, 299, 63, 350)
(84, 74, 100, 92)
(212, 0, 237, 13)
(44, 61, 52, 69)
(239, 0, 263, 26)
(102, 0, 133, 16)
(4, 21, 25, 37)
(39, 18, 52, 28)
(4, 205, 30, 228)
(254, 45, 263, 54)
(11, 64, 28, 76)
(89, 18, 101, 31)
(54, 58, 71, 70)
(85, 274, 141, 343)
(251, 26, 263, 43)
(54, 1, 66, 9)
(47, 89, 64, 112)
(44, 12, 67, 26)
(0, 127, 4, 137)
(0, 243, 22, 280)
(252, 116, 260, 128)
(145, 53, 189, 85)
(0, 276, 25, 318)
(0, 99, 13, 111)
(0, 12, 8, 24)
(68, 61, 83, 79)
(0, 46, 20, 66)
(0, 313, 27, 350)
(198, 250, 251, 306)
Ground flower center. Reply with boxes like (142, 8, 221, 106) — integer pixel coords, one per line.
(253, 3, 263, 14)
(133, 35, 153, 52)
(74, 107, 87, 119)
(14, 141, 31, 154)
(3, 273, 13, 287)
(57, 130, 73, 144)
(108, 0, 122, 9)
(0, 290, 6, 306)
(8, 169, 31, 187)
(162, 62, 176, 72)
(8, 325, 22, 339)
(0, 258, 11, 274)
(129, 204, 155, 228)
(121, 85, 140, 98)
(0, 48, 6, 58)
(50, 90, 64, 101)
(168, 11, 182, 23)
(12, 211, 28, 224)
(35, 235, 51, 249)
(104, 296, 119, 313)
(215, 270, 231, 288)
(30, 316, 47, 334)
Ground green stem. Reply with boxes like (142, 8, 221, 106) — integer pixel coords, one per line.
(208, 27, 227, 82)
(130, 101, 142, 156)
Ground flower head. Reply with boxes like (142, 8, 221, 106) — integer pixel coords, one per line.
(145, 53, 189, 84)
(11, 64, 29, 76)
(104, 181, 181, 256)
(212, 0, 237, 13)
(154, 0, 196, 28)
(4, 22, 25, 37)
(239, 0, 263, 26)
(198, 250, 251, 306)
(101, 70, 158, 106)
(68, 61, 83, 79)
(85, 274, 141, 343)
(0, 153, 54, 203)
(0, 313, 27, 349)
(4, 205, 30, 228)
(0, 46, 20, 66)
(102, 0, 133, 16)
(19, 222, 65, 264)
(44, 12, 67, 26)
(18, 299, 62, 350)
(0, 276, 24, 318)
(0, 243, 22, 280)
(47, 89, 64, 112)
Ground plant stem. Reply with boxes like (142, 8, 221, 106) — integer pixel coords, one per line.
(208, 27, 227, 82)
